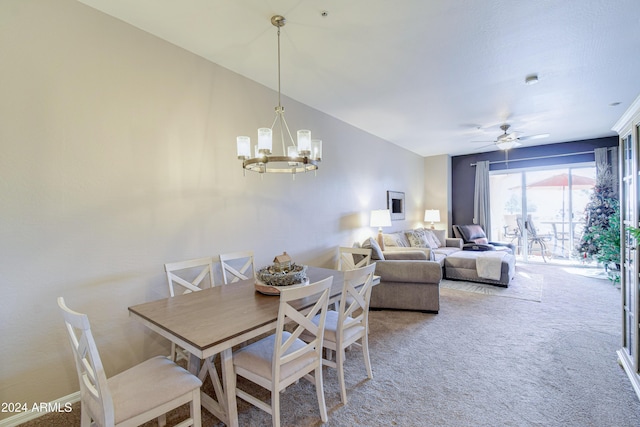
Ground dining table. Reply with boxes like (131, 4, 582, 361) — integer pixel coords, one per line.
(128, 265, 379, 427)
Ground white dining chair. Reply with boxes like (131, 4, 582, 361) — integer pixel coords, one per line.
(164, 256, 216, 362)
(231, 277, 333, 427)
(219, 250, 255, 284)
(165, 256, 216, 296)
(337, 246, 372, 271)
(303, 263, 376, 405)
(57, 297, 202, 427)
(164, 256, 226, 413)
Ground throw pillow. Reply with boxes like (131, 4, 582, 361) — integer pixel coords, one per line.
(405, 230, 432, 248)
(383, 232, 409, 247)
(424, 229, 442, 247)
(362, 237, 385, 260)
(431, 229, 446, 247)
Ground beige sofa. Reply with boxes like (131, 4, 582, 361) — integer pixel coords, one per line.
(382, 228, 463, 266)
(358, 228, 461, 313)
(370, 253, 442, 313)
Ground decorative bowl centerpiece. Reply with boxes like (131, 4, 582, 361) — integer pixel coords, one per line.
(255, 252, 308, 295)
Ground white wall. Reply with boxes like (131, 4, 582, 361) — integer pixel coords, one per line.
(424, 154, 451, 234)
(0, 0, 425, 415)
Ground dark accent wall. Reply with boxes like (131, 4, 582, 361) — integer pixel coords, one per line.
(451, 136, 618, 230)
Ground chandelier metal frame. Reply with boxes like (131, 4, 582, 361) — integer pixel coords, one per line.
(237, 15, 321, 176)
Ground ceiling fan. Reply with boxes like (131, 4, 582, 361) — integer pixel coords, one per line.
(475, 124, 549, 150)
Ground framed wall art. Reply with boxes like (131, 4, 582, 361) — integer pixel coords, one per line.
(387, 191, 405, 220)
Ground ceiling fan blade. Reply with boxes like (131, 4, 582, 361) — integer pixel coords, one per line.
(519, 133, 549, 141)
(474, 143, 497, 151)
(470, 140, 496, 143)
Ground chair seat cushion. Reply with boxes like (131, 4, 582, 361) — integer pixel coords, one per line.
(233, 332, 316, 381)
(106, 356, 202, 425)
(307, 311, 364, 344)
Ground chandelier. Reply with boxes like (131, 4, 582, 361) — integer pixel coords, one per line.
(236, 15, 322, 177)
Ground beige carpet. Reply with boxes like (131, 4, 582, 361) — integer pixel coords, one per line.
(440, 268, 544, 302)
(19, 263, 640, 427)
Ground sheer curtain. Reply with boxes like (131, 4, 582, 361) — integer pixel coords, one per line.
(474, 160, 491, 238)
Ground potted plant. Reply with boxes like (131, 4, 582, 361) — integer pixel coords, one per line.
(580, 199, 620, 281)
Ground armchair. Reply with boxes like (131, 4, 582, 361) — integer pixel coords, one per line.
(452, 224, 515, 254)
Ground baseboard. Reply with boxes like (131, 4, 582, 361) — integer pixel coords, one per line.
(618, 349, 640, 402)
(0, 391, 80, 427)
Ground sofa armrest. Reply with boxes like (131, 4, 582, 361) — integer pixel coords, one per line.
(374, 260, 442, 284)
(383, 250, 429, 260)
(445, 238, 463, 249)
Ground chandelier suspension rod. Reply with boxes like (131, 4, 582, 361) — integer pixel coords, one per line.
(277, 24, 282, 110)
(274, 17, 293, 155)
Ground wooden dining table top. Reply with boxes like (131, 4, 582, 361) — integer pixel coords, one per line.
(128, 266, 349, 357)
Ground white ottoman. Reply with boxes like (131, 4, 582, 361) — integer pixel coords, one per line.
(444, 251, 516, 287)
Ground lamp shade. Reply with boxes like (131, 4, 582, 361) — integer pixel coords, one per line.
(370, 209, 392, 228)
(311, 139, 322, 160)
(424, 209, 441, 223)
(258, 127, 272, 154)
(236, 136, 251, 159)
(297, 129, 311, 155)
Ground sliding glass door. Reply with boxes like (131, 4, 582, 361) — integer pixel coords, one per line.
(489, 165, 596, 264)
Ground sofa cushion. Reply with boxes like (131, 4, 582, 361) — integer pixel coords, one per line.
(433, 246, 461, 257)
(362, 237, 385, 260)
(383, 250, 429, 260)
(432, 252, 447, 266)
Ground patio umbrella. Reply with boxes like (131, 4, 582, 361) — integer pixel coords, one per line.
(525, 172, 596, 251)
(526, 173, 595, 216)
(526, 172, 595, 189)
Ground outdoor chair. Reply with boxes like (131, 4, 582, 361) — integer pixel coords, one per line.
(516, 216, 552, 262)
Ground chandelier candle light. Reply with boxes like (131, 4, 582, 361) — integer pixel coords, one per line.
(236, 15, 322, 178)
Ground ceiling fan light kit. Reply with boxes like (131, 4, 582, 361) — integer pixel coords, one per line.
(496, 139, 520, 150)
(472, 122, 548, 151)
(495, 124, 521, 150)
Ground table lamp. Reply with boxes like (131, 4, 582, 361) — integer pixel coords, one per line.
(424, 209, 441, 229)
(370, 209, 392, 250)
